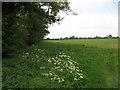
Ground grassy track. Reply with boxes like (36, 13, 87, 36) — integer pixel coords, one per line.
(3, 39, 118, 88)
(46, 39, 118, 49)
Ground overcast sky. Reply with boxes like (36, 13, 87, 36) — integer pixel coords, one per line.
(45, 0, 119, 39)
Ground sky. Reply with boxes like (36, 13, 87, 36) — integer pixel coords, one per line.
(45, 0, 119, 39)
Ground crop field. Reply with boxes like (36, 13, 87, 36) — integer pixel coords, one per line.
(3, 39, 118, 88)
(46, 39, 118, 49)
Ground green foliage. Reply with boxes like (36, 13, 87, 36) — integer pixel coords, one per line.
(3, 44, 85, 88)
(3, 40, 118, 88)
(42, 41, 118, 88)
(69, 35, 76, 39)
(42, 52, 85, 88)
(107, 34, 112, 39)
(2, 2, 70, 57)
(2, 17, 26, 57)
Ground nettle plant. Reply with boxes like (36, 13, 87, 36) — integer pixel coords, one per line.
(42, 52, 85, 88)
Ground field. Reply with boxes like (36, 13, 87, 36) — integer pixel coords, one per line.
(46, 39, 118, 48)
(3, 39, 118, 88)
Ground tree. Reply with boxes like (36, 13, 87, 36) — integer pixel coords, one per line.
(64, 37, 69, 39)
(46, 38, 50, 40)
(60, 37, 63, 40)
(2, 2, 71, 57)
(69, 35, 75, 39)
(75, 37, 78, 39)
(107, 34, 112, 39)
(95, 35, 100, 39)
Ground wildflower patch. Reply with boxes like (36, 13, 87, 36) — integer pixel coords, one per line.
(42, 52, 84, 87)
(20, 48, 85, 88)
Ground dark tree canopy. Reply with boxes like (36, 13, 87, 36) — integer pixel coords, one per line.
(2, 2, 71, 57)
(107, 34, 112, 39)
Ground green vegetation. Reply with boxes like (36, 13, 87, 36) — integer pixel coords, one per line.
(2, 2, 118, 89)
(3, 39, 118, 88)
(2, 2, 70, 57)
(3, 43, 85, 88)
(46, 39, 118, 48)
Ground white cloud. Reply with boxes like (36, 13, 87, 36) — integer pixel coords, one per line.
(70, 0, 119, 5)
(69, 0, 119, 14)
(45, 0, 118, 39)
(46, 12, 118, 38)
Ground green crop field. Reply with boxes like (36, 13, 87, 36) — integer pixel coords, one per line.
(3, 39, 118, 88)
(46, 39, 118, 49)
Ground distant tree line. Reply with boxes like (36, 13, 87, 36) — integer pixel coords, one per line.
(45, 34, 119, 40)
